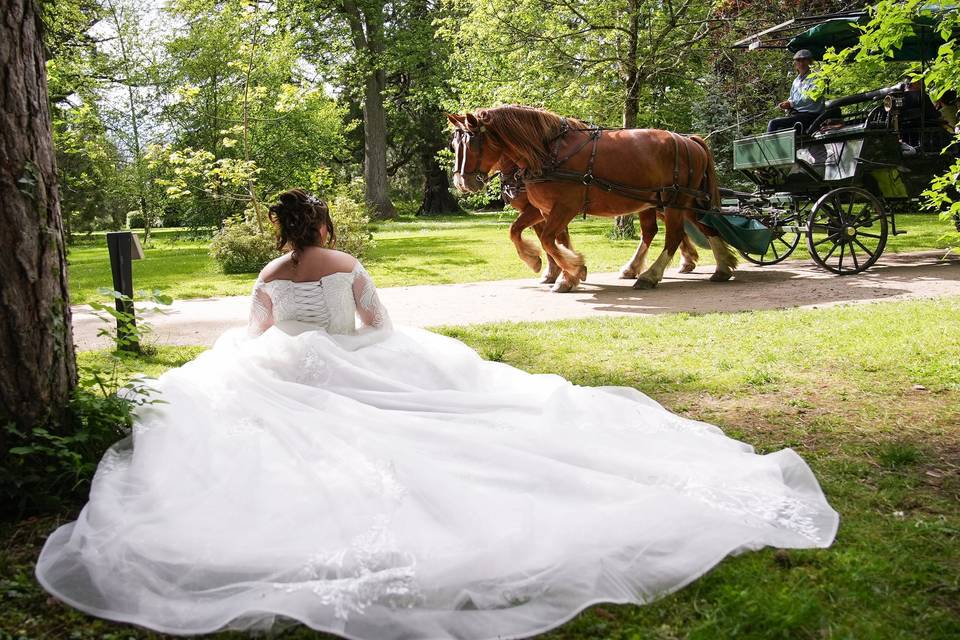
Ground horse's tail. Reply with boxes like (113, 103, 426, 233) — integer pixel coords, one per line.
(689, 134, 720, 211)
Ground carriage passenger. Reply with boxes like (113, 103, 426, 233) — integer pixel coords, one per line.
(899, 77, 944, 154)
(767, 50, 824, 134)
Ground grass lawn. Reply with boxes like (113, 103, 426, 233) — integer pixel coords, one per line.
(66, 211, 957, 305)
(3, 297, 958, 638)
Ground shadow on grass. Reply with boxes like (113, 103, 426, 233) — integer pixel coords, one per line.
(565, 252, 960, 317)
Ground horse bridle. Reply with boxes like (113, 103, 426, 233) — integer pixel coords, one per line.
(452, 126, 490, 185)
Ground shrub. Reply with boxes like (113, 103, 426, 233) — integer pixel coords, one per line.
(1, 354, 162, 516)
(209, 195, 372, 272)
(160, 207, 185, 228)
(1, 291, 174, 515)
(455, 174, 505, 211)
(335, 176, 368, 204)
(125, 209, 159, 229)
(209, 215, 279, 274)
(329, 195, 374, 259)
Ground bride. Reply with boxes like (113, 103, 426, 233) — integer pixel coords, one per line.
(37, 189, 839, 639)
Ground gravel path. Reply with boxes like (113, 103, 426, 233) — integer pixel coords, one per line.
(71, 250, 960, 351)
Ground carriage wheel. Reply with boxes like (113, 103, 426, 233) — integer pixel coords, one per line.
(806, 187, 888, 275)
(737, 209, 803, 266)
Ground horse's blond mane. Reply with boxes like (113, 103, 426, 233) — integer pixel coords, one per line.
(475, 105, 588, 176)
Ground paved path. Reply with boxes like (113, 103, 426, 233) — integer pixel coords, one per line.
(72, 250, 960, 351)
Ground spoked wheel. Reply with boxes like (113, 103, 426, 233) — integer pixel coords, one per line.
(806, 187, 888, 275)
(737, 207, 803, 265)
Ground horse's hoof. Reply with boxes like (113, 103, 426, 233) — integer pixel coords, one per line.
(619, 269, 636, 279)
(679, 263, 696, 274)
(552, 281, 574, 293)
(577, 265, 588, 282)
(710, 271, 733, 282)
(633, 279, 657, 290)
(531, 257, 543, 274)
(540, 272, 559, 284)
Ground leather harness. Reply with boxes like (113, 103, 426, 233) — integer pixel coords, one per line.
(454, 119, 716, 216)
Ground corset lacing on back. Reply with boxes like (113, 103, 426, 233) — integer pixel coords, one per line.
(287, 281, 331, 326)
(247, 262, 392, 337)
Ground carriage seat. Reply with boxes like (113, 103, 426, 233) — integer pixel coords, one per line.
(805, 107, 843, 134)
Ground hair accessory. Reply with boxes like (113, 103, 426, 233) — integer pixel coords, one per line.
(306, 194, 322, 206)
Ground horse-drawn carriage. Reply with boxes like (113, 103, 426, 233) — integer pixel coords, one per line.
(449, 9, 958, 289)
(722, 8, 958, 274)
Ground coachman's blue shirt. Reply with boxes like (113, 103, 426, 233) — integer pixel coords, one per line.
(789, 73, 824, 113)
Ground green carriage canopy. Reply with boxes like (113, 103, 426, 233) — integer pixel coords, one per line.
(734, 3, 959, 62)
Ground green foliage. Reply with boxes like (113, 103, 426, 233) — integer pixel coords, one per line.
(158, 0, 350, 227)
(2, 388, 136, 515)
(1, 289, 175, 514)
(125, 209, 159, 229)
(924, 156, 960, 249)
(329, 195, 375, 259)
(441, 0, 712, 128)
(455, 174, 504, 211)
(88, 288, 173, 351)
(209, 216, 279, 274)
(146, 144, 261, 219)
(1, 330, 170, 517)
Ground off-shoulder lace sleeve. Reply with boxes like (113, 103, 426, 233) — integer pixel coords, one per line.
(351, 263, 391, 331)
(248, 278, 274, 337)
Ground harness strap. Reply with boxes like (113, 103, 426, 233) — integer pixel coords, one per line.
(520, 128, 714, 215)
(551, 127, 598, 169)
(581, 129, 602, 217)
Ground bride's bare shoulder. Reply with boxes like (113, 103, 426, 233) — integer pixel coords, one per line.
(257, 249, 358, 283)
(258, 254, 295, 283)
(299, 247, 358, 277)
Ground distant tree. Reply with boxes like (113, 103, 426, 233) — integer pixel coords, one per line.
(387, 0, 460, 215)
(444, 0, 721, 231)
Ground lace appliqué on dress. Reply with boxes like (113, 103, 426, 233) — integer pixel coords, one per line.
(648, 476, 825, 543)
(248, 278, 274, 337)
(298, 344, 332, 386)
(352, 263, 391, 331)
(277, 515, 422, 621)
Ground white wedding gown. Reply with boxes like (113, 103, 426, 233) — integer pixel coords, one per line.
(37, 262, 839, 639)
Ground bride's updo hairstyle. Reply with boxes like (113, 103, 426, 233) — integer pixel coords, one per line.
(268, 189, 336, 265)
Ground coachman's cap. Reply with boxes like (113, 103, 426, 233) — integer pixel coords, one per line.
(792, 49, 814, 60)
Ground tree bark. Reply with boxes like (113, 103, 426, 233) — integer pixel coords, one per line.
(0, 0, 77, 445)
(342, 0, 395, 219)
(417, 120, 461, 216)
(362, 66, 395, 218)
(417, 155, 460, 215)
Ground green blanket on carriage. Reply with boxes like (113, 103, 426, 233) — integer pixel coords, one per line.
(689, 213, 774, 256)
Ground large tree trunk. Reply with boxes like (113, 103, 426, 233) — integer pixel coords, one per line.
(342, 0, 395, 220)
(417, 156, 460, 215)
(362, 66, 395, 219)
(0, 0, 77, 446)
(417, 123, 461, 216)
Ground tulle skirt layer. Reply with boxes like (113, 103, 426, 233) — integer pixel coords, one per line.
(36, 324, 839, 638)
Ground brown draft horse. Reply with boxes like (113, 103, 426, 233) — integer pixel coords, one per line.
(497, 156, 701, 285)
(449, 106, 736, 292)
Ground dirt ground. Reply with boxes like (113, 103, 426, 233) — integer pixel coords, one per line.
(71, 250, 960, 351)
